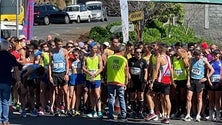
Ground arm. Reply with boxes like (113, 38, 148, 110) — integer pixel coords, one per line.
(125, 62, 129, 85)
(64, 49, 69, 75)
(102, 50, 108, 67)
(148, 56, 153, 81)
(143, 60, 148, 82)
(204, 58, 214, 78)
(82, 56, 91, 76)
(48, 52, 53, 83)
(186, 58, 191, 87)
(95, 55, 103, 77)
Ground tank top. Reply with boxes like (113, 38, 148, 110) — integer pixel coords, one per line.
(41, 52, 50, 69)
(11, 50, 21, 60)
(210, 60, 222, 84)
(52, 48, 66, 73)
(173, 56, 187, 80)
(107, 55, 127, 85)
(71, 59, 82, 74)
(190, 57, 205, 80)
(85, 55, 100, 80)
(158, 55, 171, 84)
(143, 54, 151, 65)
(107, 49, 114, 56)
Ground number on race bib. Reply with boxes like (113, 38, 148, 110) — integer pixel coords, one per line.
(191, 68, 200, 75)
(174, 69, 183, 76)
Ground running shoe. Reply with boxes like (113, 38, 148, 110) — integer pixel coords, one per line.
(145, 113, 157, 121)
(75, 110, 81, 116)
(195, 115, 201, 122)
(98, 111, 103, 118)
(183, 115, 192, 121)
(161, 118, 170, 124)
(20, 110, 26, 118)
(129, 111, 136, 118)
(137, 111, 144, 119)
(92, 111, 98, 118)
(30, 109, 39, 117)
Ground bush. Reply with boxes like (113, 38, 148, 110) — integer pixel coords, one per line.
(88, 26, 110, 43)
(88, 20, 212, 45)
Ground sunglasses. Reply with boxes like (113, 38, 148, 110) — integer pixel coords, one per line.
(67, 46, 73, 48)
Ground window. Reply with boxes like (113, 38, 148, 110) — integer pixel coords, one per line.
(71, 6, 79, 11)
(80, 6, 87, 11)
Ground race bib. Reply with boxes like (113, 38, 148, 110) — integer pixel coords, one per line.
(211, 74, 220, 82)
(174, 69, 183, 76)
(53, 62, 64, 69)
(72, 63, 78, 69)
(130, 67, 141, 75)
(72, 61, 81, 69)
(191, 68, 200, 75)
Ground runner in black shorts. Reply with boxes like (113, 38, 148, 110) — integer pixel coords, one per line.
(128, 48, 148, 119)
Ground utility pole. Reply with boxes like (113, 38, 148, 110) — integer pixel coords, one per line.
(16, 0, 19, 37)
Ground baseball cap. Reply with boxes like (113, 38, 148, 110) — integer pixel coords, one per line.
(78, 42, 84, 48)
(89, 41, 97, 47)
(18, 35, 26, 40)
(103, 42, 110, 47)
(201, 42, 208, 49)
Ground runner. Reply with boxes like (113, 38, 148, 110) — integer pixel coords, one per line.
(82, 42, 103, 118)
(145, 42, 161, 121)
(155, 46, 173, 124)
(207, 49, 222, 122)
(184, 49, 214, 122)
(172, 42, 189, 118)
(69, 50, 84, 116)
(20, 64, 45, 117)
(48, 37, 70, 116)
(128, 48, 148, 119)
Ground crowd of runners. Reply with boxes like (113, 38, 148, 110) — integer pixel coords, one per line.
(1, 34, 222, 124)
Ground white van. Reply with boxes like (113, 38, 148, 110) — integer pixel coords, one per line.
(86, 1, 108, 22)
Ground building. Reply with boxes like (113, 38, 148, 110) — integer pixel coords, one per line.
(184, 4, 222, 43)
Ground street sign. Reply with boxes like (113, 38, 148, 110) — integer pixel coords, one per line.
(110, 24, 134, 33)
(129, 11, 143, 22)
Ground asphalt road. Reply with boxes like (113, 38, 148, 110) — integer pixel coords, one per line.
(33, 17, 121, 40)
(8, 112, 222, 125)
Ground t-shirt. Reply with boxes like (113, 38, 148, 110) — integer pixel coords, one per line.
(128, 57, 148, 82)
(0, 51, 20, 84)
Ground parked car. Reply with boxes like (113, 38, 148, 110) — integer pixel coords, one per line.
(34, 4, 70, 25)
(86, 1, 108, 22)
(64, 4, 92, 23)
